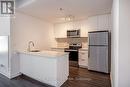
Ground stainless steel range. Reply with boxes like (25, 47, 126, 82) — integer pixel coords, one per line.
(64, 43, 82, 67)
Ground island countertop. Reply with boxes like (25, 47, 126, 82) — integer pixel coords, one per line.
(18, 50, 69, 58)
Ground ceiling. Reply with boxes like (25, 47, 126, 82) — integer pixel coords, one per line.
(16, 0, 113, 23)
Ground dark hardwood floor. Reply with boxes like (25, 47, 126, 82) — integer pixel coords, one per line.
(61, 67, 111, 87)
(0, 67, 111, 87)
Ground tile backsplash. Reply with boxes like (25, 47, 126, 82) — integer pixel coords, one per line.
(55, 38, 88, 48)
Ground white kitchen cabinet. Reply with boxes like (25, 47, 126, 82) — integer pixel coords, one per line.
(98, 15, 112, 30)
(87, 14, 111, 32)
(54, 14, 111, 38)
(19, 51, 69, 87)
(80, 20, 88, 37)
(80, 28, 88, 37)
(69, 21, 88, 37)
(54, 23, 67, 38)
(78, 50, 88, 68)
(87, 16, 98, 32)
(54, 21, 88, 38)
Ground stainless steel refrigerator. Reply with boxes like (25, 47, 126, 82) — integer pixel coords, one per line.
(88, 31, 110, 73)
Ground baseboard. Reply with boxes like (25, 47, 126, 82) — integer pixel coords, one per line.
(10, 72, 22, 79)
(79, 65, 88, 69)
(0, 71, 10, 78)
(110, 72, 113, 87)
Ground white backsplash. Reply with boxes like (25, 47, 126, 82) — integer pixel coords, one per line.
(55, 38, 88, 48)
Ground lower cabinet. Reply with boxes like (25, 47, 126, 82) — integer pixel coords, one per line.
(19, 53, 69, 87)
(78, 50, 88, 68)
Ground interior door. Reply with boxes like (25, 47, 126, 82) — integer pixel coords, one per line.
(88, 46, 108, 73)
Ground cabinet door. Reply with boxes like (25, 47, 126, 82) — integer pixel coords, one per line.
(73, 21, 88, 37)
(97, 15, 111, 30)
(54, 23, 67, 38)
(80, 20, 88, 37)
(87, 16, 98, 32)
(88, 14, 111, 32)
(79, 51, 88, 67)
(20, 54, 35, 76)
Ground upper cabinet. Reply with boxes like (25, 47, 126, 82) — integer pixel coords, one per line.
(87, 14, 111, 32)
(54, 23, 67, 38)
(54, 21, 88, 38)
(97, 14, 112, 30)
(54, 14, 111, 38)
(80, 20, 88, 37)
(87, 16, 98, 32)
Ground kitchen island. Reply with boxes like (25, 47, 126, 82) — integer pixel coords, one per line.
(18, 50, 69, 87)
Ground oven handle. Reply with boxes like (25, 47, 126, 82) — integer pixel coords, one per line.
(65, 50, 78, 52)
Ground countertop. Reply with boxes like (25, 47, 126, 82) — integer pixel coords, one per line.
(51, 47, 68, 49)
(79, 48, 88, 51)
(51, 47, 88, 51)
(18, 50, 69, 58)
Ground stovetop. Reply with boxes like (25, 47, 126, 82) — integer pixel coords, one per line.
(64, 43, 82, 52)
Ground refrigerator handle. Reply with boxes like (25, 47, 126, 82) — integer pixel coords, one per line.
(88, 46, 90, 58)
(88, 34, 90, 58)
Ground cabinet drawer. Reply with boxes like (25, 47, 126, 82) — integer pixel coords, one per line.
(79, 51, 88, 67)
(79, 52, 86, 55)
(79, 58, 86, 61)
(79, 53, 88, 59)
(79, 59, 88, 66)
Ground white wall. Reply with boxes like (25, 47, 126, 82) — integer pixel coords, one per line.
(118, 0, 130, 86)
(11, 12, 55, 51)
(0, 17, 10, 35)
(111, 0, 119, 87)
(10, 12, 56, 78)
(112, 0, 130, 87)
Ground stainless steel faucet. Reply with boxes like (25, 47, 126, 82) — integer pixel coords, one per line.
(28, 41, 34, 52)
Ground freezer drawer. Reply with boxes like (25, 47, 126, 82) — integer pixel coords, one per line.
(88, 46, 109, 73)
(89, 31, 108, 46)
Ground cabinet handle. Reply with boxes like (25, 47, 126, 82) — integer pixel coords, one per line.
(81, 53, 85, 55)
(81, 59, 85, 61)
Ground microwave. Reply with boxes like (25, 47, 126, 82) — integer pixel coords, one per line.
(67, 29, 80, 38)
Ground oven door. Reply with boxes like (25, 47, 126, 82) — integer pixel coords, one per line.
(64, 49, 78, 61)
(69, 51, 78, 61)
(64, 49, 79, 67)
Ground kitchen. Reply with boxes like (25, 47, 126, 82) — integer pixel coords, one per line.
(52, 15, 111, 70)
(0, 0, 112, 87)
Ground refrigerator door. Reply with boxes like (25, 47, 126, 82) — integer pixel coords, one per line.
(88, 46, 109, 73)
(89, 31, 108, 46)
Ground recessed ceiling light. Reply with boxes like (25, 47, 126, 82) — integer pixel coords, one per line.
(59, 8, 64, 11)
